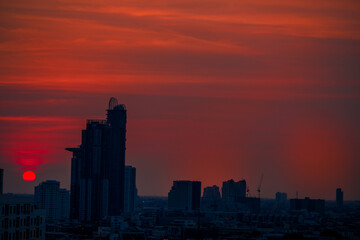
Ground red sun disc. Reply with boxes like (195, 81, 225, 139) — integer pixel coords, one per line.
(23, 171, 36, 182)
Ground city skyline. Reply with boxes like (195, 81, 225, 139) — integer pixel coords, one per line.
(0, 95, 358, 200)
(1, 0, 360, 200)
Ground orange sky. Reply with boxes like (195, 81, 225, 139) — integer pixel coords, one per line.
(0, 0, 359, 200)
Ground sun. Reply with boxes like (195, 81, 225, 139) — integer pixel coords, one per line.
(23, 171, 36, 182)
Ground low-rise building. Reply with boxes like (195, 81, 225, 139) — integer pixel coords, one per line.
(0, 194, 46, 240)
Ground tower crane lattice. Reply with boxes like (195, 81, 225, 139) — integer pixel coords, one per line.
(257, 174, 264, 199)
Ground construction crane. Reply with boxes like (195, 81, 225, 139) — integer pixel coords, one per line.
(257, 173, 264, 199)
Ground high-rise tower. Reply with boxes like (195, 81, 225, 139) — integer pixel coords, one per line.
(67, 98, 127, 222)
(106, 98, 127, 216)
(336, 188, 343, 211)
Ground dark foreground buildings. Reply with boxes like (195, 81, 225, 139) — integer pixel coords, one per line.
(67, 98, 127, 222)
(34, 180, 70, 223)
(290, 197, 325, 213)
(168, 181, 201, 211)
(0, 194, 46, 240)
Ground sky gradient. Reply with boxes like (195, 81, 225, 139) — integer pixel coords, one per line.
(0, 0, 359, 200)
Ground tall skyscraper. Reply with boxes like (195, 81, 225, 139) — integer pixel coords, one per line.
(34, 180, 70, 222)
(0, 168, 3, 194)
(67, 98, 127, 222)
(168, 181, 201, 211)
(124, 166, 136, 213)
(336, 188, 344, 211)
(222, 179, 246, 202)
(107, 98, 127, 217)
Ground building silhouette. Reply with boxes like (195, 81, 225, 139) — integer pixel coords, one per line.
(202, 185, 221, 202)
(124, 166, 136, 213)
(67, 147, 81, 220)
(168, 181, 201, 211)
(67, 98, 127, 222)
(222, 179, 246, 202)
(0, 168, 3, 194)
(202, 185, 221, 211)
(275, 192, 287, 209)
(34, 180, 70, 222)
(59, 189, 70, 220)
(0, 194, 46, 240)
(336, 188, 343, 211)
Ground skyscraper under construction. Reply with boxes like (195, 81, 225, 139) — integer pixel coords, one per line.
(67, 97, 127, 222)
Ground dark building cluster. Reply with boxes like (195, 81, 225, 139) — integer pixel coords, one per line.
(1, 100, 360, 240)
(0, 194, 46, 240)
(289, 197, 325, 213)
(167, 178, 261, 214)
